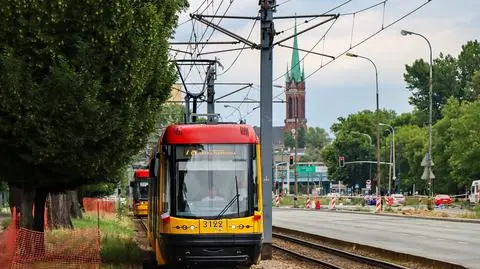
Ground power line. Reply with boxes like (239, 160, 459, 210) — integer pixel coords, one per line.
(304, 0, 432, 80)
(218, 18, 258, 76)
(272, 17, 338, 82)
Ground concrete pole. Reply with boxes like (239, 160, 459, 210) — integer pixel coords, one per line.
(259, 0, 275, 260)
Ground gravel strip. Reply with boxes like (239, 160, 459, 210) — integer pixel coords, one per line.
(273, 237, 378, 269)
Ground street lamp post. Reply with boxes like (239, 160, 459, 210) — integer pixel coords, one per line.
(380, 123, 395, 195)
(224, 105, 243, 123)
(401, 29, 434, 197)
(351, 131, 374, 181)
(346, 52, 381, 198)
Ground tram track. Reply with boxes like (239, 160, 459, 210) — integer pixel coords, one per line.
(272, 231, 409, 269)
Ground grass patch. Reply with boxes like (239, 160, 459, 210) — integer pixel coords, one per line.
(72, 213, 144, 265)
(1, 217, 10, 228)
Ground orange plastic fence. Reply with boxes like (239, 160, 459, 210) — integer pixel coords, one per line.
(82, 198, 116, 214)
(0, 207, 101, 269)
(0, 208, 18, 268)
(10, 227, 100, 269)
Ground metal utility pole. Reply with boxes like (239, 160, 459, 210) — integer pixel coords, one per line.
(401, 29, 434, 197)
(206, 65, 216, 122)
(346, 53, 381, 198)
(259, 0, 275, 259)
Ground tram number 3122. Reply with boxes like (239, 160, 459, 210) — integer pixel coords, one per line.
(203, 220, 224, 228)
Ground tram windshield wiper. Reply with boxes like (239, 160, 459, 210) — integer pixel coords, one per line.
(216, 176, 240, 219)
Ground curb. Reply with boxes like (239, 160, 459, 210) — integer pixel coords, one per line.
(273, 207, 480, 224)
(272, 226, 467, 269)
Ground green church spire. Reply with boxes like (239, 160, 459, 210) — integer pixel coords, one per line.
(289, 19, 302, 83)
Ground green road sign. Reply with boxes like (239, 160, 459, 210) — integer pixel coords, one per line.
(296, 166, 315, 173)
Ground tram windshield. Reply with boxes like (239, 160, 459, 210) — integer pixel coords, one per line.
(133, 181, 149, 201)
(174, 144, 254, 219)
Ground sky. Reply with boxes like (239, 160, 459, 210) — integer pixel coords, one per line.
(171, 0, 479, 134)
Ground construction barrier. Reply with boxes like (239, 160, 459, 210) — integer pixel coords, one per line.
(0, 207, 101, 269)
(386, 196, 394, 207)
(305, 197, 311, 209)
(329, 197, 336, 210)
(315, 200, 321, 210)
(375, 195, 382, 213)
(83, 198, 116, 214)
(275, 195, 280, 207)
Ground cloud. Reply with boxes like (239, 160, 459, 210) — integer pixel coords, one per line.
(172, 0, 480, 131)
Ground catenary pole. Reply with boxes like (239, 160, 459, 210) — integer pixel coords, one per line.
(259, 0, 276, 259)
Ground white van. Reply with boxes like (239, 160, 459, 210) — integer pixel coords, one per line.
(469, 180, 480, 205)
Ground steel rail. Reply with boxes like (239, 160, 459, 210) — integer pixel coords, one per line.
(272, 244, 342, 269)
(273, 232, 408, 269)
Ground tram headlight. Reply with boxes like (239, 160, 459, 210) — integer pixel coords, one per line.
(190, 225, 195, 230)
(231, 225, 236, 229)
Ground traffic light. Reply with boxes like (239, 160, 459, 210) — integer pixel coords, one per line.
(289, 155, 294, 165)
(338, 156, 345, 167)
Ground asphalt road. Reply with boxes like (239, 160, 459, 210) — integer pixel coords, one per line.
(273, 208, 480, 268)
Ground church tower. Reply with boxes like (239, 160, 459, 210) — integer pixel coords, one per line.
(284, 22, 307, 134)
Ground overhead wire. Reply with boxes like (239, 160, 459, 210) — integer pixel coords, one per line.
(274, 0, 353, 35)
(304, 0, 431, 80)
(218, 18, 258, 76)
(184, 0, 229, 81)
(271, 0, 431, 100)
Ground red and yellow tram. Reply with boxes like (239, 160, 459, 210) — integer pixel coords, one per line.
(147, 123, 263, 267)
(130, 169, 149, 217)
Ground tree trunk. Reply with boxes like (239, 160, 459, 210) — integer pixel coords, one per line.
(32, 189, 47, 232)
(8, 184, 22, 216)
(69, 190, 83, 219)
(47, 193, 73, 229)
(20, 188, 35, 230)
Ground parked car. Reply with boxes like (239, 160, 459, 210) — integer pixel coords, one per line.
(390, 194, 405, 205)
(363, 195, 377, 205)
(468, 180, 480, 205)
(434, 194, 452, 206)
(327, 193, 340, 198)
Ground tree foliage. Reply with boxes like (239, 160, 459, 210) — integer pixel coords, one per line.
(302, 127, 330, 162)
(434, 98, 480, 190)
(404, 40, 480, 123)
(284, 132, 295, 149)
(321, 110, 396, 191)
(0, 0, 187, 230)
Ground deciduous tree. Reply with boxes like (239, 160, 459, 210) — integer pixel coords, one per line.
(0, 0, 187, 232)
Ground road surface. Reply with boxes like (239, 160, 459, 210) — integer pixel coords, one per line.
(273, 208, 480, 268)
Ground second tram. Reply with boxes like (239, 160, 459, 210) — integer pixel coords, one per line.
(130, 169, 149, 217)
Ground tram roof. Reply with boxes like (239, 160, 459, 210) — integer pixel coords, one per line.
(163, 123, 258, 144)
(134, 169, 149, 179)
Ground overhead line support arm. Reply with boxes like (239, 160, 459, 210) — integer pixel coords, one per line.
(214, 84, 253, 101)
(190, 14, 259, 48)
(272, 15, 338, 46)
(277, 44, 335, 59)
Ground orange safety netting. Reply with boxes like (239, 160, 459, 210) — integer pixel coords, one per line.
(0, 208, 101, 269)
(82, 198, 116, 214)
(0, 208, 18, 268)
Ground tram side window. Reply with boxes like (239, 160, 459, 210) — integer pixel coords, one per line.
(163, 159, 170, 212)
(253, 152, 258, 210)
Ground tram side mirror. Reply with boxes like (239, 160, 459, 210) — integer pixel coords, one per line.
(129, 182, 135, 188)
(156, 152, 161, 159)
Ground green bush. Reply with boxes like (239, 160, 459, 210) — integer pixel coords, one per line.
(1, 217, 10, 228)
